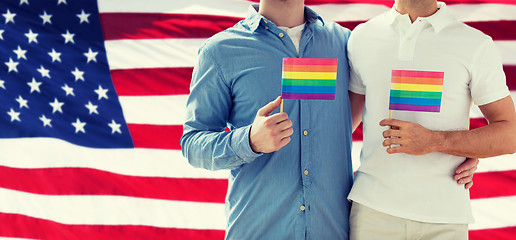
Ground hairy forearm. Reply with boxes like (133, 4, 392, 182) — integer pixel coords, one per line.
(433, 120, 516, 158)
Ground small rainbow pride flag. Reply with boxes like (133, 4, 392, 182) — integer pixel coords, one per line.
(389, 70, 444, 112)
(281, 58, 338, 100)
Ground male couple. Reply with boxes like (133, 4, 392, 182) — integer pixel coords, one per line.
(181, 0, 516, 239)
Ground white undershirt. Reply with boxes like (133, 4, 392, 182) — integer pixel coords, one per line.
(279, 23, 305, 55)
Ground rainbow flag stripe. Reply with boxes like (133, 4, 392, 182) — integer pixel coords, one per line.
(281, 58, 338, 100)
(389, 70, 444, 112)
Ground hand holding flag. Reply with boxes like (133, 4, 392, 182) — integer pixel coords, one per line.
(250, 96, 293, 153)
(380, 118, 439, 155)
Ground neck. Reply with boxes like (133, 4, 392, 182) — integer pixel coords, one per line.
(394, 0, 438, 22)
(258, 0, 305, 28)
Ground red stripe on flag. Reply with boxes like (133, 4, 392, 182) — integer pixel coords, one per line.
(0, 213, 225, 240)
(470, 226, 516, 240)
(100, 13, 242, 40)
(128, 124, 182, 150)
(470, 118, 488, 129)
(283, 57, 338, 66)
(0, 166, 227, 203)
(352, 122, 363, 141)
(470, 170, 516, 199)
(336, 21, 364, 31)
(111, 68, 192, 96)
(109, 65, 514, 96)
(466, 21, 516, 41)
(504, 65, 516, 91)
(100, 13, 516, 42)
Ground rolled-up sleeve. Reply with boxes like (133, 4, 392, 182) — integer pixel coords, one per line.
(180, 44, 262, 171)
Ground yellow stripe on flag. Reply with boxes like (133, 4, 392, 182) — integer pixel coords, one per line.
(283, 71, 337, 80)
(391, 83, 443, 92)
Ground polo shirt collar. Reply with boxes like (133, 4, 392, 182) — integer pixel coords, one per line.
(386, 1, 455, 33)
(246, 4, 323, 33)
(424, 2, 455, 33)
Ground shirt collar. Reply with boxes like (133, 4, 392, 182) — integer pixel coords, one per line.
(246, 4, 323, 33)
(386, 2, 455, 33)
(424, 2, 455, 33)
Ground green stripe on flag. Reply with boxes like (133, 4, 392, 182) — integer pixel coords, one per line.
(282, 78, 336, 87)
(390, 90, 442, 99)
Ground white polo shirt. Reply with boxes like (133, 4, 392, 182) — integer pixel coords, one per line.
(347, 2, 510, 224)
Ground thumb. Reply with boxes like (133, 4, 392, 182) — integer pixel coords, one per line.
(257, 96, 282, 117)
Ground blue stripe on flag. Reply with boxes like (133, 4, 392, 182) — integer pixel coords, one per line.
(281, 85, 336, 94)
(389, 97, 442, 106)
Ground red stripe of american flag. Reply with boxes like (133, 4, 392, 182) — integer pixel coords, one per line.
(0, 213, 224, 240)
(100, 13, 516, 41)
(0, 166, 227, 203)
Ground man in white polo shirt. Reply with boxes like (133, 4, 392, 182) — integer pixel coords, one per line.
(347, 0, 516, 239)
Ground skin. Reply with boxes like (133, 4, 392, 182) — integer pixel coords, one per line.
(250, 97, 294, 153)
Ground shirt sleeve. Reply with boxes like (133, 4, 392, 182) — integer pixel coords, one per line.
(347, 31, 366, 95)
(469, 37, 510, 106)
(180, 43, 262, 171)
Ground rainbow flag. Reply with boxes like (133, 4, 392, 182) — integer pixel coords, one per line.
(281, 58, 338, 100)
(389, 70, 444, 112)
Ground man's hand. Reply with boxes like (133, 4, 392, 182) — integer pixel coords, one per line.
(380, 118, 438, 155)
(250, 97, 294, 153)
(454, 158, 479, 189)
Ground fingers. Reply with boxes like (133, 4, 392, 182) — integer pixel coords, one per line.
(257, 96, 282, 117)
(455, 158, 479, 174)
(454, 158, 478, 189)
(277, 136, 292, 149)
(249, 103, 292, 153)
(386, 145, 403, 154)
(454, 167, 476, 181)
(268, 112, 289, 125)
(383, 129, 402, 138)
(279, 126, 294, 139)
(276, 118, 293, 130)
(379, 118, 407, 128)
(456, 175, 473, 185)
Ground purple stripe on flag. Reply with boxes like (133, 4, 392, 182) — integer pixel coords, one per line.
(281, 92, 335, 100)
(389, 103, 441, 112)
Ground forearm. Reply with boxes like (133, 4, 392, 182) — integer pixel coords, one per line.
(181, 125, 261, 170)
(433, 120, 516, 158)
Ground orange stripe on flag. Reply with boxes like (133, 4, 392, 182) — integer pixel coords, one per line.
(391, 76, 444, 85)
(283, 64, 338, 72)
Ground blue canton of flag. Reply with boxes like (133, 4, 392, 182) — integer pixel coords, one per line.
(0, 0, 133, 148)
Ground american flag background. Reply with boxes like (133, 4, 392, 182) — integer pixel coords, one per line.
(0, 0, 515, 239)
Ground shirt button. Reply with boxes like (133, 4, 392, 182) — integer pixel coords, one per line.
(279, 32, 284, 38)
(300, 205, 306, 211)
(265, 26, 269, 30)
(304, 170, 309, 175)
(303, 130, 308, 136)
